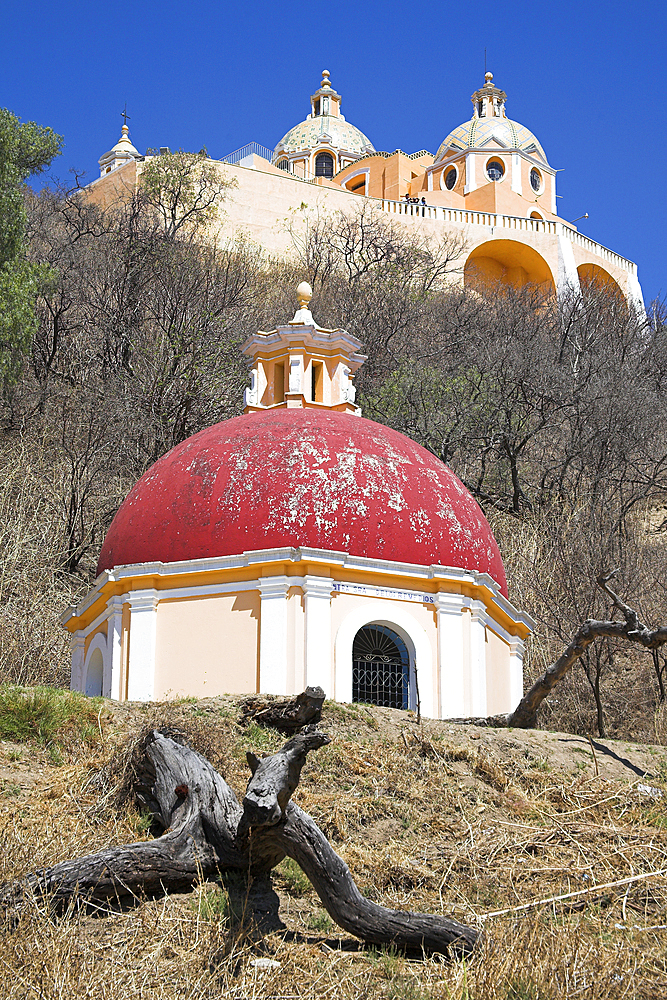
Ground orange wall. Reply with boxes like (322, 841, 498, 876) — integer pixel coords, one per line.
(337, 152, 433, 201)
(85, 161, 138, 211)
(153, 592, 259, 699)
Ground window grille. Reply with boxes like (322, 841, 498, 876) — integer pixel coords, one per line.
(352, 624, 410, 709)
(315, 152, 334, 177)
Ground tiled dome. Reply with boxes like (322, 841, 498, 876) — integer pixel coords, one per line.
(436, 116, 546, 163)
(275, 116, 374, 157)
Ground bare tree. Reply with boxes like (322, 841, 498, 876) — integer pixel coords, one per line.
(138, 150, 236, 241)
(508, 572, 667, 729)
(290, 202, 467, 367)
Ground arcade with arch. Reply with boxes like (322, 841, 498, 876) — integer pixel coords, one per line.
(577, 262, 624, 298)
(464, 239, 555, 294)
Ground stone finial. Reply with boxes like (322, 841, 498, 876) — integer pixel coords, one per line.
(291, 282, 315, 326)
(321, 70, 331, 90)
(296, 281, 312, 308)
(485, 71, 494, 84)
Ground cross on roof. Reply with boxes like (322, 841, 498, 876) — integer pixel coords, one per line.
(121, 104, 131, 127)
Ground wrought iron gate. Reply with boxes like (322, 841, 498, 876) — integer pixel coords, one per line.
(352, 624, 410, 709)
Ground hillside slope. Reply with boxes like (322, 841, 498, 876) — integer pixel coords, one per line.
(1, 691, 666, 999)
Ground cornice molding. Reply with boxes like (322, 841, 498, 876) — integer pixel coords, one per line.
(62, 545, 535, 635)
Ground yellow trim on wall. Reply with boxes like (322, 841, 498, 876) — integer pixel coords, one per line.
(65, 554, 531, 641)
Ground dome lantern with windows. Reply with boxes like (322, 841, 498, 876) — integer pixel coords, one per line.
(434, 73, 549, 164)
(98, 120, 141, 177)
(272, 70, 375, 180)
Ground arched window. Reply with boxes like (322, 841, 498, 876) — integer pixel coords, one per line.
(315, 152, 334, 178)
(352, 624, 410, 709)
(85, 648, 104, 697)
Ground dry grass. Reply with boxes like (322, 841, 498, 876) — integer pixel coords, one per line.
(1, 696, 666, 998)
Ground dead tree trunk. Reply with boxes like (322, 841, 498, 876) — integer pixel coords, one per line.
(508, 572, 667, 729)
(239, 685, 325, 734)
(1, 728, 477, 957)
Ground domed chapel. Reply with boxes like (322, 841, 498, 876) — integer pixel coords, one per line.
(64, 286, 533, 719)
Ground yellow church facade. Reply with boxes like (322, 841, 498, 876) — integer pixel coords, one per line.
(87, 70, 643, 309)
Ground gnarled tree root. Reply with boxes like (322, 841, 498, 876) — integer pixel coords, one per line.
(1, 728, 478, 957)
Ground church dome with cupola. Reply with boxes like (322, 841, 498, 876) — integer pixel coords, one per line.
(64, 284, 532, 718)
(434, 73, 548, 164)
(277, 116, 374, 159)
(436, 116, 546, 163)
(273, 71, 374, 179)
(97, 407, 507, 595)
(98, 118, 141, 177)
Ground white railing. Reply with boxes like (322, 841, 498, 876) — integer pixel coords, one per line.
(380, 199, 558, 233)
(377, 199, 636, 274)
(560, 226, 635, 274)
(221, 142, 275, 165)
(223, 158, 637, 276)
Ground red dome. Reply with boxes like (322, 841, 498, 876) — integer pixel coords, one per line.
(98, 409, 507, 595)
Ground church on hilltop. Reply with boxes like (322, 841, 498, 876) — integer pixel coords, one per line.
(88, 69, 644, 309)
(64, 70, 642, 716)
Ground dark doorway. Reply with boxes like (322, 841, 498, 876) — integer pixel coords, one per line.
(352, 624, 410, 709)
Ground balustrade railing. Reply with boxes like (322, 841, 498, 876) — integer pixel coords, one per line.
(377, 199, 635, 273)
(560, 227, 632, 272)
(222, 155, 636, 276)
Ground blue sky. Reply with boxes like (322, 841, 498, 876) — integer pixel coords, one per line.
(2, 0, 665, 305)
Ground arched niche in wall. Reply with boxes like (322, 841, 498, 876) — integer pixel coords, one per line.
(85, 648, 104, 697)
(84, 633, 107, 697)
(343, 167, 369, 195)
(464, 239, 555, 294)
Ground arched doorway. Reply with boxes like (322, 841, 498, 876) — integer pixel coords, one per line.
(464, 240, 555, 294)
(352, 623, 411, 709)
(315, 152, 334, 178)
(334, 602, 433, 716)
(85, 647, 104, 697)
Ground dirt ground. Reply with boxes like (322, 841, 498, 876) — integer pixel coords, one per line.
(1, 694, 667, 999)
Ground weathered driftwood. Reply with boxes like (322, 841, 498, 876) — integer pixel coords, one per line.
(1, 727, 478, 956)
(508, 572, 667, 728)
(239, 685, 325, 735)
